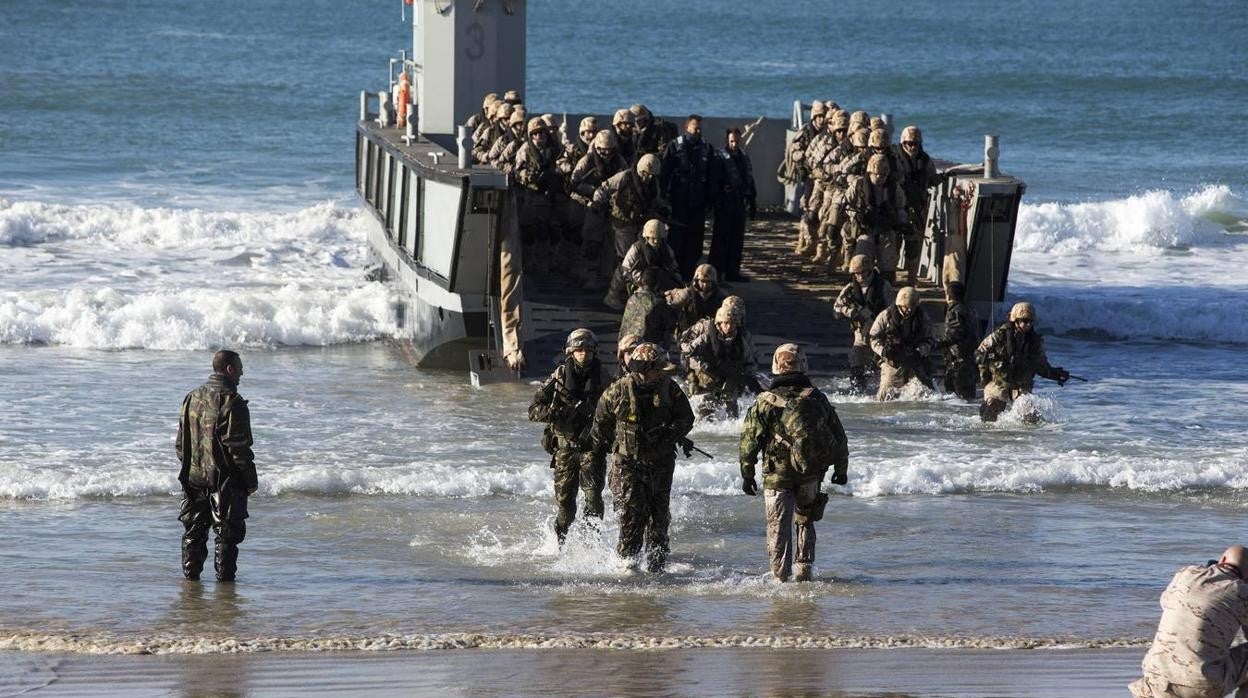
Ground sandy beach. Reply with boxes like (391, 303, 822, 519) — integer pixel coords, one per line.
(0, 646, 1143, 697)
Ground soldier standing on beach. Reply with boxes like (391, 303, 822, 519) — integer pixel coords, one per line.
(591, 343, 694, 572)
(740, 344, 847, 582)
(176, 350, 257, 582)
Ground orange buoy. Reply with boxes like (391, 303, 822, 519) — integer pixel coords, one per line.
(396, 72, 411, 128)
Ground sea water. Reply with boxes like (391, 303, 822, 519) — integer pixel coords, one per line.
(1, 0, 1247, 658)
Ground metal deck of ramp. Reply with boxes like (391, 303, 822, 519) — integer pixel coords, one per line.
(522, 215, 947, 378)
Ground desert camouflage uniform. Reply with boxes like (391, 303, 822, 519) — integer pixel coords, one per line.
(684, 326, 758, 419)
(975, 322, 1065, 421)
(842, 175, 908, 278)
(939, 300, 980, 401)
(619, 239, 682, 294)
(488, 128, 524, 174)
(808, 133, 851, 264)
(740, 373, 846, 581)
(782, 119, 824, 254)
(591, 373, 694, 570)
(593, 169, 666, 264)
(528, 358, 611, 542)
(833, 274, 896, 390)
(176, 373, 257, 581)
(1130, 563, 1248, 698)
(869, 304, 938, 401)
(472, 120, 504, 164)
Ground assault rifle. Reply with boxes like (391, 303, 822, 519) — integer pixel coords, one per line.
(644, 425, 713, 460)
(549, 374, 596, 449)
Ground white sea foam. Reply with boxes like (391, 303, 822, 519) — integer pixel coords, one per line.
(0, 199, 399, 349)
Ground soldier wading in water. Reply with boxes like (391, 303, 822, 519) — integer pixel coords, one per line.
(176, 350, 258, 582)
(740, 344, 847, 582)
(529, 329, 611, 544)
(591, 342, 694, 572)
(975, 301, 1070, 422)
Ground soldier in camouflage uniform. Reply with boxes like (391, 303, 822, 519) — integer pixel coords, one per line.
(740, 344, 847, 582)
(665, 263, 726, 338)
(632, 104, 679, 158)
(780, 101, 825, 256)
(528, 329, 611, 544)
(937, 281, 980, 401)
(1131, 545, 1248, 698)
(975, 301, 1070, 422)
(684, 304, 759, 420)
(607, 219, 682, 310)
(591, 342, 695, 572)
(619, 268, 679, 348)
(679, 294, 745, 356)
(842, 153, 908, 283)
(869, 286, 937, 401)
(824, 128, 871, 267)
(896, 126, 940, 286)
(834, 254, 896, 392)
(593, 154, 667, 292)
(556, 117, 599, 260)
(472, 101, 511, 165)
(611, 108, 638, 165)
(615, 333, 642, 379)
(573, 130, 629, 290)
(464, 93, 498, 134)
(515, 117, 564, 274)
(807, 111, 851, 264)
(488, 109, 527, 174)
(176, 350, 257, 582)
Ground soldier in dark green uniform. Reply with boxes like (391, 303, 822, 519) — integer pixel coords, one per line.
(976, 302, 1070, 422)
(591, 342, 694, 572)
(619, 268, 678, 349)
(176, 350, 257, 582)
(528, 329, 611, 544)
(740, 344, 847, 582)
(938, 281, 980, 401)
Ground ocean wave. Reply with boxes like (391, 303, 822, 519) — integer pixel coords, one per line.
(6, 444, 1248, 501)
(0, 630, 1147, 655)
(1012, 284, 1248, 344)
(1015, 185, 1245, 254)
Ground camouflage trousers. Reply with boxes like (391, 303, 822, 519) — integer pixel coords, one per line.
(180, 484, 248, 581)
(1130, 653, 1248, 698)
(980, 381, 1030, 422)
(686, 370, 743, 419)
(764, 481, 820, 582)
(552, 446, 607, 542)
(610, 457, 676, 571)
(876, 360, 934, 402)
(846, 221, 899, 276)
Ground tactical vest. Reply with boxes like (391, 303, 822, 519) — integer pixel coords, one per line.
(984, 324, 1045, 385)
(900, 150, 932, 204)
(611, 172, 652, 225)
(860, 180, 898, 231)
(614, 377, 677, 460)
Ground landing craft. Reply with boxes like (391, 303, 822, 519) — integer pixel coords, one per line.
(354, 2, 1025, 384)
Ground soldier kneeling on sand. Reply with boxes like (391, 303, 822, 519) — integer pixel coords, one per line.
(739, 344, 848, 582)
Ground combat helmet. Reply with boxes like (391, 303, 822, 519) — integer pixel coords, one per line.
(509, 109, 526, 127)
(616, 333, 642, 363)
(772, 343, 808, 376)
(592, 129, 617, 152)
(849, 110, 869, 129)
(626, 342, 672, 375)
(540, 113, 556, 128)
(630, 103, 653, 122)
(637, 153, 661, 178)
(810, 100, 828, 118)
(693, 263, 717, 283)
(850, 129, 869, 148)
(642, 219, 667, 243)
(901, 125, 922, 145)
(869, 129, 889, 149)
(896, 286, 919, 309)
(867, 153, 890, 176)
(848, 254, 872, 275)
(613, 108, 635, 127)
(1009, 302, 1037, 322)
(565, 328, 599, 354)
(721, 295, 746, 318)
(526, 117, 546, 135)
(483, 93, 499, 110)
(494, 102, 513, 121)
(503, 89, 521, 104)
(830, 112, 850, 132)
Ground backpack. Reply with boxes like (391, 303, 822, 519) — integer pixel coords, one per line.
(762, 387, 844, 478)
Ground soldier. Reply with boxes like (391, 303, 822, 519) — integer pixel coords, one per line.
(488, 109, 527, 174)
(869, 286, 937, 401)
(937, 281, 980, 401)
(619, 268, 678, 348)
(782, 100, 826, 256)
(833, 254, 896, 392)
(465, 92, 498, 133)
(842, 153, 908, 283)
(553, 116, 598, 266)
(176, 350, 257, 582)
(528, 329, 611, 544)
(611, 108, 638, 165)
(607, 218, 681, 310)
(1130, 545, 1248, 698)
(591, 342, 695, 572)
(808, 111, 852, 264)
(502, 89, 522, 106)
(975, 301, 1071, 422)
(661, 115, 720, 280)
(897, 126, 939, 285)
(592, 154, 667, 295)
(514, 117, 563, 274)
(615, 333, 642, 379)
(740, 344, 847, 582)
(472, 101, 511, 165)
(709, 127, 757, 282)
(665, 263, 726, 337)
(684, 304, 759, 420)
(632, 104, 679, 157)
(572, 130, 629, 290)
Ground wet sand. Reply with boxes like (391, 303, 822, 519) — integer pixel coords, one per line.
(1, 646, 1143, 697)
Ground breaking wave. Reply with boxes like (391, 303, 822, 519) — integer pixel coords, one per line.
(0, 630, 1147, 655)
(5, 444, 1247, 501)
(1014, 185, 1245, 254)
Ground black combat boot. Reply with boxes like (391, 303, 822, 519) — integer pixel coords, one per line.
(215, 541, 239, 582)
(182, 535, 207, 581)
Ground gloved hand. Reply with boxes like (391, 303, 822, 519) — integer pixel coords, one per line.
(742, 478, 758, 496)
(829, 471, 848, 486)
(1055, 368, 1070, 386)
